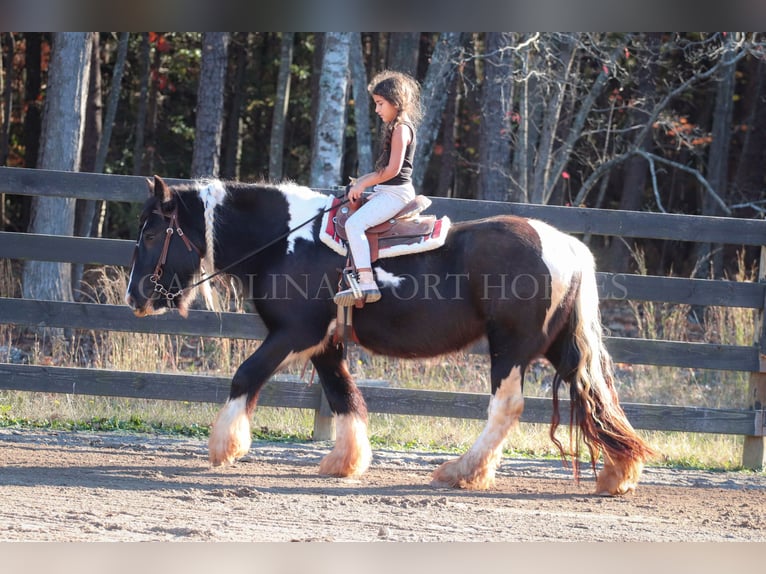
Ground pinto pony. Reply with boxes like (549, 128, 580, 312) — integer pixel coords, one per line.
(125, 176, 653, 495)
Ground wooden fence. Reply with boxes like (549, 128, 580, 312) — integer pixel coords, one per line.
(1, 166, 764, 469)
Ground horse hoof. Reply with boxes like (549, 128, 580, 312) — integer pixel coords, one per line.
(429, 476, 458, 488)
(318, 447, 372, 477)
(208, 448, 245, 467)
(596, 458, 643, 496)
(595, 482, 637, 497)
(431, 460, 495, 490)
(208, 433, 251, 467)
(209, 456, 230, 468)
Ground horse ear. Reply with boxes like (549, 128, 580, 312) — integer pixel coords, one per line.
(153, 175, 173, 204)
(145, 177, 154, 196)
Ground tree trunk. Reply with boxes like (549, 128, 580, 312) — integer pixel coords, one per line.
(413, 32, 465, 190)
(477, 32, 513, 201)
(349, 33, 373, 177)
(220, 33, 249, 181)
(79, 33, 102, 174)
(191, 32, 230, 178)
(144, 39, 162, 176)
(310, 33, 325, 155)
(268, 32, 294, 181)
(1, 33, 14, 167)
(22, 32, 92, 305)
(1, 33, 13, 230)
(386, 33, 419, 77)
(733, 58, 766, 208)
(434, 72, 459, 197)
(606, 35, 661, 272)
(133, 33, 150, 175)
(531, 33, 578, 205)
(310, 32, 350, 188)
(73, 32, 102, 296)
(511, 34, 532, 202)
(694, 34, 737, 279)
(92, 32, 129, 238)
(23, 33, 42, 169)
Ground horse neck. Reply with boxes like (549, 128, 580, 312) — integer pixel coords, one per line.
(209, 184, 294, 276)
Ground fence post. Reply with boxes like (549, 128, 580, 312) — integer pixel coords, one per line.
(743, 245, 766, 470)
(312, 388, 336, 441)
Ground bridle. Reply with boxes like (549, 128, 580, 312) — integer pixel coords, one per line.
(145, 203, 202, 303)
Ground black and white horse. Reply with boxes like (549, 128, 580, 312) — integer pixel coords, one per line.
(125, 175, 653, 495)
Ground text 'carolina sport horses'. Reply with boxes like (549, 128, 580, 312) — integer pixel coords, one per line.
(125, 175, 654, 495)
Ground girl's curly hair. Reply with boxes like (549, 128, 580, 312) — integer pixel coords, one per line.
(368, 70, 422, 172)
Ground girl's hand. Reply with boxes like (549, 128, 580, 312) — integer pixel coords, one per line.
(348, 183, 364, 203)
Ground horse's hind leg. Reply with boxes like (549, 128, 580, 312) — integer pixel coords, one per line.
(546, 323, 652, 496)
(312, 344, 372, 478)
(431, 351, 527, 490)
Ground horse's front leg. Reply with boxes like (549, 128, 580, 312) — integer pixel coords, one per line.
(208, 333, 293, 466)
(311, 344, 372, 478)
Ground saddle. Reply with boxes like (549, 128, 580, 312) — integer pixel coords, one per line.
(333, 195, 436, 262)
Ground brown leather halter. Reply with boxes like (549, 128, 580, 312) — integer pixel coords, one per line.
(148, 204, 202, 302)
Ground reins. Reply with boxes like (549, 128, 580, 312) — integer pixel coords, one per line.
(149, 189, 351, 301)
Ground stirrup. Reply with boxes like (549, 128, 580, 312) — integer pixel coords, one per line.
(334, 283, 381, 306)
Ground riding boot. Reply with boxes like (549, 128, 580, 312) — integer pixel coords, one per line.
(334, 268, 381, 306)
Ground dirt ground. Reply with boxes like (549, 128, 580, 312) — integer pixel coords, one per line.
(1, 428, 765, 542)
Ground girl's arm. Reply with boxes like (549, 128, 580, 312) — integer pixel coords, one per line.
(348, 123, 411, 201)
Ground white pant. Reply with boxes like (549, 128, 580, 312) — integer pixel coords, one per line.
(345, 183, 416, 270)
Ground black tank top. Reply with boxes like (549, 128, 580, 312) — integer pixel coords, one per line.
(381, 120, 416, 186)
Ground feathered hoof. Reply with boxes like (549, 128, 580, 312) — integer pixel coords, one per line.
(318, 414, 373, 478)
(208, 398, 252, 467)
(318, 444, 372, 477)
(208, 435, 251, 467)
(595, 458, 644, 496)
(430, 458, 495, 490)
(208, 444, 250, 466)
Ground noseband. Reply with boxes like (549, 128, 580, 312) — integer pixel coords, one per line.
(147, 203, 202, 302)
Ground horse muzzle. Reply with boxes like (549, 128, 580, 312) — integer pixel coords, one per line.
(125, 291, 157, 318)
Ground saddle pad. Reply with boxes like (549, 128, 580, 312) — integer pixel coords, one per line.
(319, 196, 451, 259)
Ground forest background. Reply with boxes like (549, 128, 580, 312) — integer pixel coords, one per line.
(2, 32, 766, 303)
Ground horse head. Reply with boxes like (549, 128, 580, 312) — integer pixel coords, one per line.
(125, 175, 206, 318)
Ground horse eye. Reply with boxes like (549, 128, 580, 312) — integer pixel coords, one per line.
(143, 232, 156, 242)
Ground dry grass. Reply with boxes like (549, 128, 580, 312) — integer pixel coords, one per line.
(0, 256, 761, 471)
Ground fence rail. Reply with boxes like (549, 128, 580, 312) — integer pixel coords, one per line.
(1, 166, 765, 469)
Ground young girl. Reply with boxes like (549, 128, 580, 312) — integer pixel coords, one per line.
(334, 70, 422, 306)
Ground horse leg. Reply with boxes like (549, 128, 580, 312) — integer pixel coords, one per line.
(208, 333, 293, 466)
(431, 354, 526, 490)
(311, 345, 372, 478)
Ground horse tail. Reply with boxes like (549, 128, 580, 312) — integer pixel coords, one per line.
(549, 238, 654, 487)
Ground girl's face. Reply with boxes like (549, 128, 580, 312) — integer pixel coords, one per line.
(373, 95, 398, 123)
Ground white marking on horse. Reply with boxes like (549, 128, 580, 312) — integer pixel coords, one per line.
(527, 219, 581, 333)
(431, 366, 524, 489)
(196, 179, 228, 274)
(277, 182, 328, 254)
(373, 266, 404, 288)
(208, 395, 251, 466)
(318, 413, 372, 477)
(277, 321, 336, 370)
